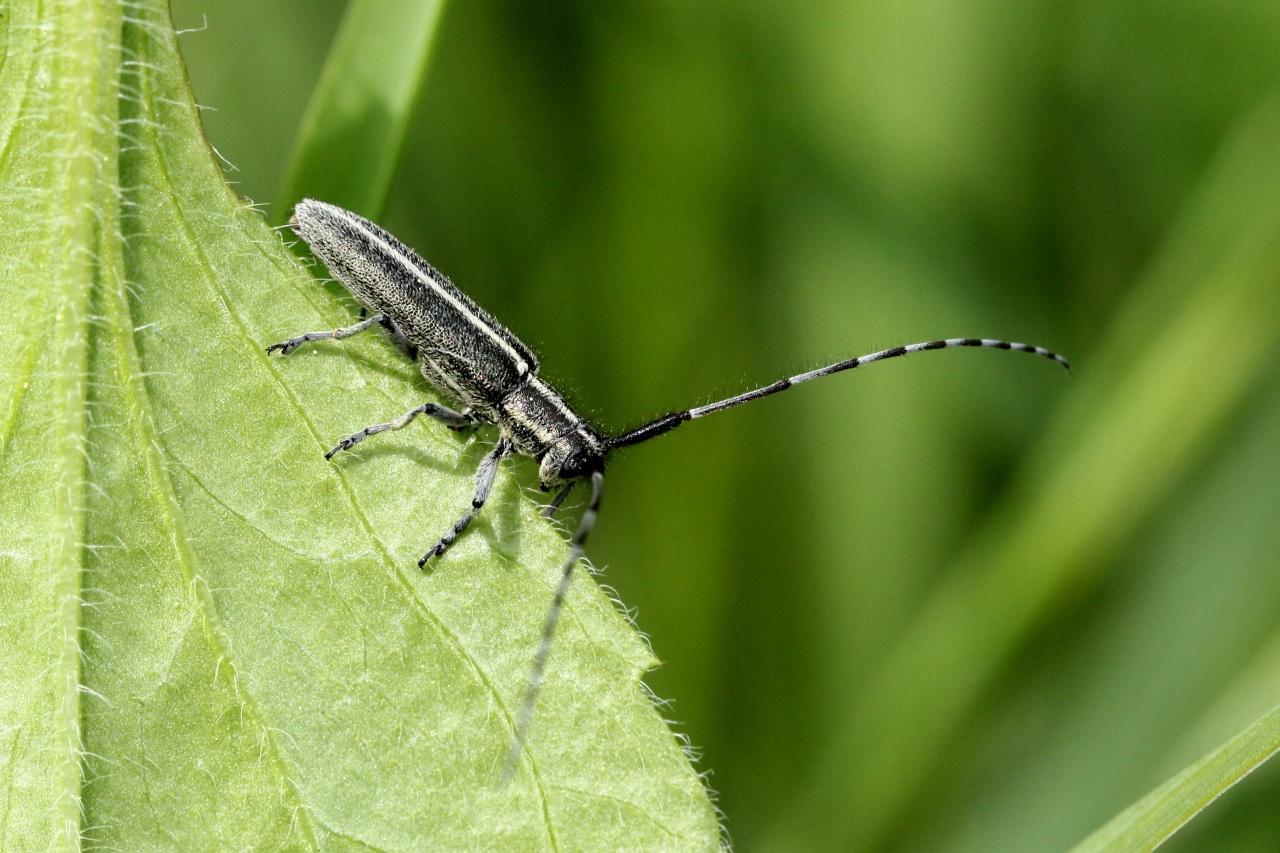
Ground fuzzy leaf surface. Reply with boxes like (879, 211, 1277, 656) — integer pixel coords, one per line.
(0, 2, 719, 850)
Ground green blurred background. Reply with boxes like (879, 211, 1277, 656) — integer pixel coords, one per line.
(168, 1, 1280, 850)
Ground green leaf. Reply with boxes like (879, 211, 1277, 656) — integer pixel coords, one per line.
(275, 0, 447, 221)
(1071, 704, 1280, 852)
(0, 2, 719, 849)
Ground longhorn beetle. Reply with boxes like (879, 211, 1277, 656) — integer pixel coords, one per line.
(267, 199, 1070, 779)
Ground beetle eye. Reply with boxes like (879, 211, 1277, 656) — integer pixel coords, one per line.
(559, 450, 597, 480)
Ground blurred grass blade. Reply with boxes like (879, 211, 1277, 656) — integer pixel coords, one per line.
(274, 0, 446, 220)
(1171, 622, 1280, 767)
(1070, 704, 1280, 852)
(0, 1, 719, 848)
(768, 91, 1280, 852)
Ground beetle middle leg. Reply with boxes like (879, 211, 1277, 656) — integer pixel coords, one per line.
(325, 403, 479, 459)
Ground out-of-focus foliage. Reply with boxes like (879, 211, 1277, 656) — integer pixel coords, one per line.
(275, 0, 446, 221)
(1073, 704, 1280, 852)
(170, 1, 1280, 850)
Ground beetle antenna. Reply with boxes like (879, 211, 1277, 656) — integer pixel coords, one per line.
(609, 337, 1069, 449)
(502, 469, 605, 784)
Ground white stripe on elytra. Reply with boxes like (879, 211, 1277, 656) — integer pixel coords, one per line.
(330, 204, 530, 375)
